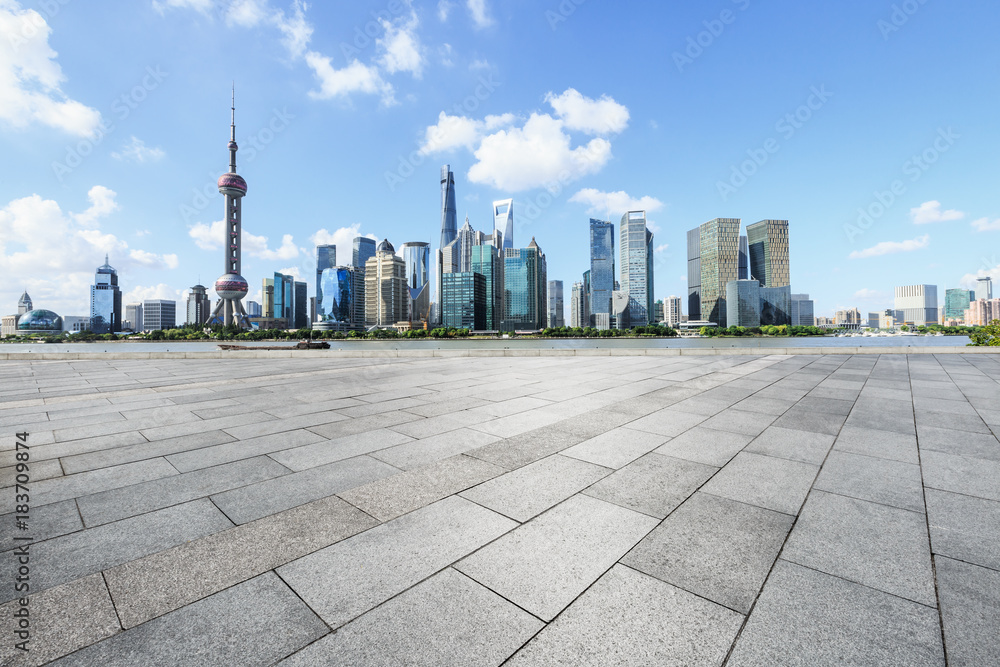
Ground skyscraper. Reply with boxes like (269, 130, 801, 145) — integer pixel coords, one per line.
(143, 300, 176, 331)
(401, 241, 430, 324)
(494, 199, 514, 250)
(471, 243, 503, 330)
(124, 303, 142, 332)
(440, 165, 458, 250)
(790, 294, 815, 326)
(316, 266, 362, 330)
(455, 217, 484, 272)
(944, 288, 974, 322)
(570, 282, 584, 328)
(547, 280, 564, 328)
(726, 280, 762, 328)
(186, 284, 210, 326)
(690, 218, 741, 327)
(978, 276, 993, 301)
(502, 238, 547, 330)
(441, 272, 486, 330)
(589, 218, 614, 328)
(894, 285, 938, 326)
(207, 89, 251, 328)
(90, 255, 122, 333)
(352, 237, 376, 269)
(665, 296, 682, 327)
(365, 239, 407, 327)
(315, 244, 336, 323)
(294, 281, 308, 328)
(746, 219, 790, 287)
(619, 211, 653, 327)
(738, 235, 749, 280)
(17, 291, 32, 316)
(272, 272, 294, 325)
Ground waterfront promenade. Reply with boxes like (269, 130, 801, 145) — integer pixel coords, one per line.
(1, 352, 998, 665)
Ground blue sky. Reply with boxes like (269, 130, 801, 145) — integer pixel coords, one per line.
(1, 0, 998, 320)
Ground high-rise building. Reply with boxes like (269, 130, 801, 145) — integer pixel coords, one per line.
(944, 288, 974, 322)
(503, 238, 546, 330)
(316, 244, 336, 321)
(316, 266, 363, 330)
(261, 279, 274, 319)
(582, 269, 592, 327)
(746, 219, 790, 287)
(894, 285, 938, 325)
(760, 286, 792, 326)
(143, 300, 176, 331)
(365, 239, 407, 327)
(978, 276, 993, 301)
(589, 219, 615, 327)
(471, 243, 503, 330)
(90, 255, 122, 333)
(835, 308, 862, 326)
(619, 211, 654, 327)
(124, 303, 142, 332)
(790, 293, 815, 326)
(440, 165, 458, 250)
(653, 300, 664, 323)
(17, 291, 32, 316)
(401, 242, 430, 325)
(665, 296, 682, 327)
(246, 301, 261, 318)
(207, 89, 251, 328)
(441, 271, 486, 329)
(272, 272, 295, 325)
(352, 237, 376, 269)
(738, 235, 749, 280)
(726, 280, 762, 328)
(494, 199, 514, 250)
(689, 218, 741, 327)
(570, 282, 584, 328)
(455, 217, 485, 273)
(294, 281, 308, 328)
(547, 280, 564, 328)
(966, 298, 1000, 326)
(186, 284, 211, 326)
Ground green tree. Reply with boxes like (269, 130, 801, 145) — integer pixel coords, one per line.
(969, 320, 1000, 346)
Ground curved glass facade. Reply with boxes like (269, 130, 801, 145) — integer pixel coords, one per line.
(318, 267, 355, 324)
(18, 309, 63, 332)
(401, 242, 430, 323)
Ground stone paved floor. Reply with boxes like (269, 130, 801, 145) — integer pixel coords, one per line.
(0, 353, 998, 666)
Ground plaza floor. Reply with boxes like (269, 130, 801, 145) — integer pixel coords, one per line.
(1, 352, 998, 666)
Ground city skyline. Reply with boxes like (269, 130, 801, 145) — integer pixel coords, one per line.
(1, 1, 998, 323)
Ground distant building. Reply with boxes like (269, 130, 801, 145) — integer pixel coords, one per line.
(966, 298, 1000, 326)
(17, 291, 32, 315)
(790, 293, 814, 326)
(503, 238, 547, 331)
(726, 280, 761, 327)
(944, 288, 974, 323)
(316, 266, 364, 331)
(269, 273, 295, 326)
(17, 309, 63, 335)
(61, 315, 90, 333)
(688, 218, 741, 327)
(186, 285, 211, 326)
(746, 220, 790, 287)
(760, 286, 792, 326)
(978, 276, 993, 301)
(835, 308, 862, 326)
(441, 271, 486, 330)
(440, 165, 458, 250)
(664, 296, 682, 327)
(455, 218, 484, 273)
(90, 255, 122, 333)
(590, 218, 615, 326)
(570, 282, 584, 328)
(493, 198, 514, 250)
(315, 244, 336, 322)
(294, 281, 308, 328)
(547, 280, 564, 328)
(619, 211, 654, 327)
(894, 285, 937, 326)
(365, 239, 407, 327)
(245, 301, 262, 318)
(142, 300, 176, 331)
(352, 237, 376, 269)
(124, 303, 143, 332)
(471, 243, 503, 330)
(401, 242, 431, 325)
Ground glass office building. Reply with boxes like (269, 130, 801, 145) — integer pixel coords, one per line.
(273, 272, 295, 325)
(440, 165, 458, 250)
(401, 241, 431, 324)
(547, 280, 564, 328)
(494, 199, 514, 250)
(441, 271, 486, 330)
(746, 219, 790, 287)
(693, 218, 741, 327)
(317, 266, 362, 329)
(503, 239, 547, 330)
(944, 288, 974, 322)
(589, 219, 614, 327)
(90, 255, 122, 333)
(352, 237, 376, 269)
(760, 285, 792, 326)
(619, 211, 653, 327)
(294, 281, 308, 328)
(471, 243, 503, 330)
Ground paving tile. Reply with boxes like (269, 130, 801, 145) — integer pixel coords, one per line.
(772, 406, 847, 436)
(464, 425, 586, 469)
(795, 395, 856, 416)
(833, 425, 919, 464)
(212, 455, 398, 524)
(303, 410, 423, 439)
(221, 410, 351, 439)
(623, 492, 792, 613)
(701, 451, 817, 515)
(627, 407, 708, 437)
(279, 568, 542, 667)
(745, 425, 834, 464)
(32, 458, 178, 508)
(77, 456, 290, 526)
(936, 556, 1000, 667)
(0, 574, 120, 667)
(814, 450, 924, 513)
(915, 409, 992, 434)
(653, 426, 752, 467)
(455, 494, 658, 621)
(781, 491, 936, 606)
(461, 454, 609, 522)
(560, 427, 668, 469)
(926, 488, 1000, 571)
(0, 499, 82, 552)
(137, 410, 275, 442)
(52, 573, 327, 667)
(2, 498, 232, 602)
(584, 453, 716, 519)
(10, 431, 147, 466)
(917, 424, 1000, 461)
(468, 408, 563, 438)
(921, 450, 1000, 501)
(727, 560, 944, 667)
(278, 496, 516, 629)
(912, 395, 978, 416)
(506, 565, 743, 667)
(731, 395, 796, 416)
(104, 494, 376, 628)
(668, 397, 737, 416)
(370, 428, 499, 470)
(268, 428, 414, 472)
(60, 429, 237, 475)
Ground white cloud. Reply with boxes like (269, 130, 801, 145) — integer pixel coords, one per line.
(0, 1, 102, 137)
(188, 220, 225, 250)
(123, 283, 182, 304)
(545, 89, 630, 135)
(130, 249, 179, 269)
(152, 0, 213, 15)
(226, 0, 269, 27)
(304, 53, 394, 105)
(377, 12, 423, 78)
(311, 225, 377, 269)
(469, 58, 490, 70)
(467, 0, 493, 28)
(419, 111, 516, 154)
(848, 235, 930, 259)
(569, 189, 663, 217)
(972, 217, 1000, 232)
(654, 244, 669, 254)
(437, 0, 454, 21)
(111, 136, 165, 164)
(910, 200, 964, 225)
(273, 0, 313, 59)
(72, 186, 119, 227)
(960, 264, 1000, 290)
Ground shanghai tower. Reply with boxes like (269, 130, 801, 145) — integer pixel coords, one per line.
(207, 89, 251, 328)
(440, 165, 457, 249)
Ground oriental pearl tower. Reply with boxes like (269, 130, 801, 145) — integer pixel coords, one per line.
(208, 88, 251, 328)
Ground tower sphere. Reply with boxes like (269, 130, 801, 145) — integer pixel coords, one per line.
(214, 273, 249, 300)
(218, 173, 247, 196)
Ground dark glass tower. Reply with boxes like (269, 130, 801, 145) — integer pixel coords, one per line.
(440, 165, 458, 250)
(589, 219, 614, 324)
